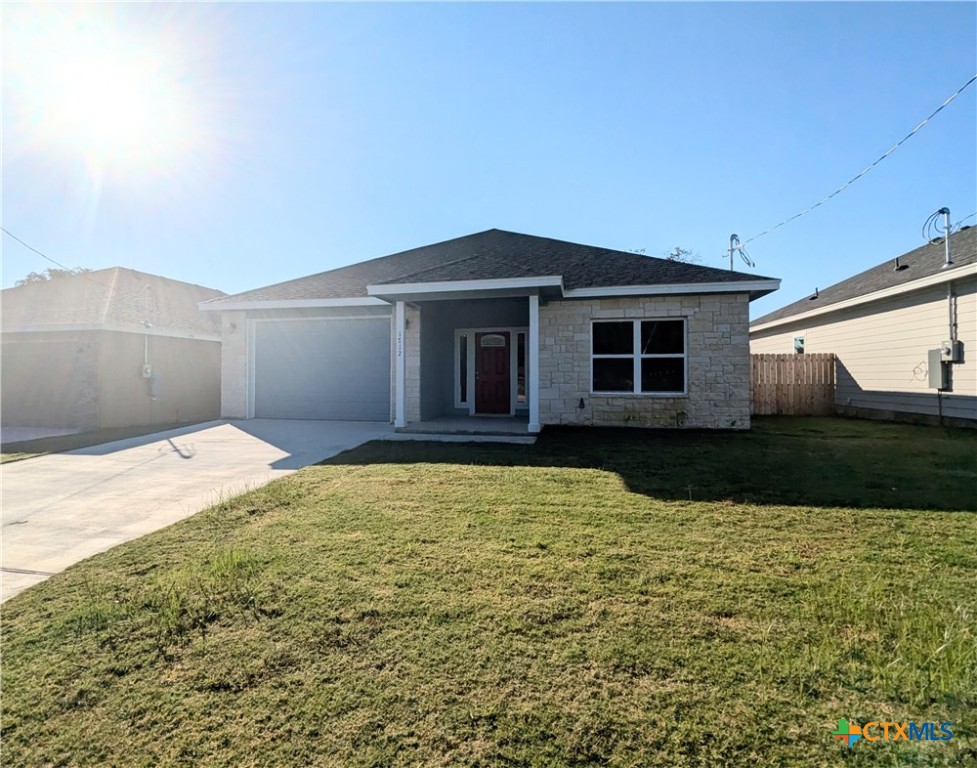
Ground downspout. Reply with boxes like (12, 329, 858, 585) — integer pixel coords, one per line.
(948, 282, 957, 344)
(938, 210, 954, 423)
(945, 281, 956, 402)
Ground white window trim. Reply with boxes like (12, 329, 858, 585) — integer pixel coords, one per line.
(590, 319, 688, 397)
(453, 326, 529, 415)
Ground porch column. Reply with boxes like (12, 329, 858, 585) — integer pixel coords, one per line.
(394, 300, 406, 428)
(528, 294, 541, 433)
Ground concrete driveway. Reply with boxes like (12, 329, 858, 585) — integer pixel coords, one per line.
(1, 419, 394, 602)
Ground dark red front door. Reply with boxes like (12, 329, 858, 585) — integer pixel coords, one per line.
(475, 332, 510, 414)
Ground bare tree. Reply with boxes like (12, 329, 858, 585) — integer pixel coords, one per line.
(630, 246, 701, 264)
(663, 246, 700, 264)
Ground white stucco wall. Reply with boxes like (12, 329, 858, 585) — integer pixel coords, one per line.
(219, 311, 248, 419)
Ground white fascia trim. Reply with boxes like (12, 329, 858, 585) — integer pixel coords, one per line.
(564, 279, 781, 298)
(198, 297, 390, 311)
(750, 263, 977, 333)
(367, 275, 564, 296)
(1, 323, 221, 342)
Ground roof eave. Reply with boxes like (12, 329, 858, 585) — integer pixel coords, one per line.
(199, 297, 390, 311)
(564, 279, 781, 301)
(750, 262, 977, 332)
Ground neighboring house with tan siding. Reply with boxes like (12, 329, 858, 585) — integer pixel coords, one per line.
(750, 227, 977, 425)
(1, 268, 225, 432)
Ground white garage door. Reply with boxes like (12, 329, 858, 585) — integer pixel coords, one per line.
(253, 318, 391, 421)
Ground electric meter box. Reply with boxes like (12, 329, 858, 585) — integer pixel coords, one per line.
(928, 349, 948, 389)
(940, 340, 963, 363)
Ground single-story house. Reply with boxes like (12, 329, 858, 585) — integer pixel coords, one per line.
(750, 226, 976, 425)
(1, 267, 224, 432)
(202, 229, 779, 431)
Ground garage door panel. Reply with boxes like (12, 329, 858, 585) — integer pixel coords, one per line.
(253, 318, 390, 421)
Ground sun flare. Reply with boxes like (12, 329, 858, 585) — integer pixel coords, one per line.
(11, 8, 197, 177)
(49, 45, 187, 167)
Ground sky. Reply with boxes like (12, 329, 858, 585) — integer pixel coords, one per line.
(2, 1, 975, 319)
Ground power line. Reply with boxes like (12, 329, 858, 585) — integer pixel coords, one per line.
(1, 226, 77, 272)
(953, 211, 977, 229)
(742, 73, 977, 247)
(1, 226, 115, 290)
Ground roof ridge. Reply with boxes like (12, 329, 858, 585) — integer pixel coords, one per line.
(205, 228, 778, 306)
(379, 239, 538, 285)
(207, 229, 503, 303)
(488, 228, 766, 278)
(101, 267, 120, 325)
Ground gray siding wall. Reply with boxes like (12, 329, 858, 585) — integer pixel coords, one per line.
(750, 278, 977, 422)
(419, 299, 528, 419)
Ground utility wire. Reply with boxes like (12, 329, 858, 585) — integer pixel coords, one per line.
(742, 73, 977, 247)
(1, 226, 115, 291)
(952, 211, 976, 229)
(922, 209, 977, 243)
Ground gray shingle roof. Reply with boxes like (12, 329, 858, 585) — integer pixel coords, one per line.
(206, 229, 775, 304)
(751, 226, 977, 327)
(1, 267, 225, 337)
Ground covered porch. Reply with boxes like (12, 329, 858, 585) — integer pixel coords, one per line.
(368, 279, 551, 435)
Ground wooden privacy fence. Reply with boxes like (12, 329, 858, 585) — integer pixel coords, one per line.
(751, 353, 836, 416)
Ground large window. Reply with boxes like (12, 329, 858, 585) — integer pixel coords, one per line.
(592, 320, 686, 394)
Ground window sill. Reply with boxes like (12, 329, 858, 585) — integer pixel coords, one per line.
(591, 391, 688, 398)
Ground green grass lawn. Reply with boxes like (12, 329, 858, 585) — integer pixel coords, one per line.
(2, 417, 975, 767)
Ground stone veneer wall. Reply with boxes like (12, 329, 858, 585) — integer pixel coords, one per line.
(538, 294, 751, 429)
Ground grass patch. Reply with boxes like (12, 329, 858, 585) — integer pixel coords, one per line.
(2, 417, 975, 766)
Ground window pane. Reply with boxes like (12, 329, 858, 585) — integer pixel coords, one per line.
(459, 335, 468, 403)
(593, 358, 634, 392)
(480, 333, 507, 347)
(641, 358, 685, 393)
(641, 321, 684, 354)
(593, 322, 633, 355)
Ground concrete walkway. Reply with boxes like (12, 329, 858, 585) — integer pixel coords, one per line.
(1, 419, 395, 602)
